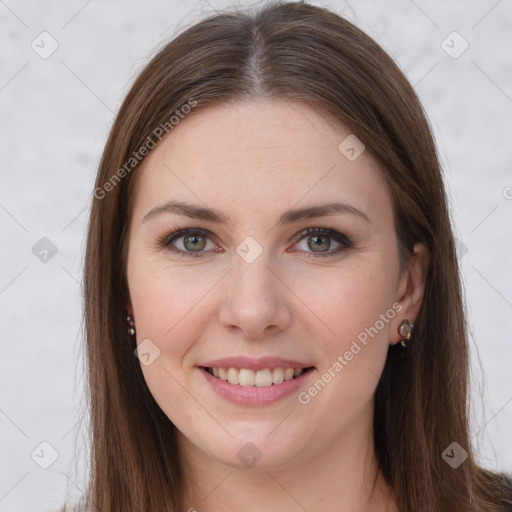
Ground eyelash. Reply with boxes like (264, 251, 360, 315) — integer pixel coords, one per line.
(156, 227, 353, 258)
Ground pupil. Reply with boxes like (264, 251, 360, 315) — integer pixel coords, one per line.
(184, 235, 205, 251)
(308, 234, 330, 252)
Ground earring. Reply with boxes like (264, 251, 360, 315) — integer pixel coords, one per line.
(127, 314, 135, 336)
(398, 319, 413, 347)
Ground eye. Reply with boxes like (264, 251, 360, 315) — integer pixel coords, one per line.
(293, 227, 352, 257)
(158, 227, 352, 258)
(159, 228, 218, 257)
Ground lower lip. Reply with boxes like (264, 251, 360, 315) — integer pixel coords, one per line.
(199, 367, 314, 406)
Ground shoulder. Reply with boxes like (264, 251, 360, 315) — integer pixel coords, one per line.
(494, 472, 512, 510)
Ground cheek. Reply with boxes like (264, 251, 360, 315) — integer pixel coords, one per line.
(292, 260, 397, 349)
(291, 261, 397, 405)
(127, 259, 220, 427)
(128, 248, 398, 365)
(128, 257, 220, 359)
(294, 275, 392, 416)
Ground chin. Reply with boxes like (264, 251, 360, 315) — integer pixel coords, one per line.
(192, 423, 311, 471)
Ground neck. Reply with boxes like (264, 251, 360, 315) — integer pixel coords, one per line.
(177, 403, 398, 512)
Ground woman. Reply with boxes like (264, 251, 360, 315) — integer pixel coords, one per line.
(68, 1, 512, 510)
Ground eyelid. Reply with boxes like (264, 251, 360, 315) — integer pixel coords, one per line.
(158, 227, 217, 247)
(293, 227, 352, 248)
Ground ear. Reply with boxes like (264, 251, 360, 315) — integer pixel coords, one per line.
(389, 242, 430, 346)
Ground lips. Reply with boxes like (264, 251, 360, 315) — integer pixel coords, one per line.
(197, 357, 315, 405)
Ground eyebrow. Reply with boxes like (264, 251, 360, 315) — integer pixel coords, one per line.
(142, 199, 371, 225)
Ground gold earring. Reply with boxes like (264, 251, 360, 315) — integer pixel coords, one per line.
(127, 314, 135, 336)
(398, 319, 413, 347)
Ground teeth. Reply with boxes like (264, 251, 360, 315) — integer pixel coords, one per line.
(227, 367, 239, 385)
(272, 367, 284, 384)
(238, 369, 255, 386)
(284, 368, 295, 381)
(207, 366, 305, 386)
(255, 369, 273, 387)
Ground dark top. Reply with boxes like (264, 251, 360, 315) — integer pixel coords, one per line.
(497, 473, 512, 511)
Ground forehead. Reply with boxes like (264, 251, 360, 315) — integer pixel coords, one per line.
(130, 99, 391, 227)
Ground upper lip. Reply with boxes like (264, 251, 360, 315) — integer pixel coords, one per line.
(199, 356, 314, 371)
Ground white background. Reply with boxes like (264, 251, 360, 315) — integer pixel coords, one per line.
(1, 1, 511, 511)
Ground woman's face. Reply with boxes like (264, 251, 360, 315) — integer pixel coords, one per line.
(126, 99, 421, 470)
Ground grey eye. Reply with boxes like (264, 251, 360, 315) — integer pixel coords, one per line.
(307, 234, 332, 252)
(182, 234, 207, 252)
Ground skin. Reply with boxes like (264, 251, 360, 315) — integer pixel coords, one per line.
(125, 99, 429, 511)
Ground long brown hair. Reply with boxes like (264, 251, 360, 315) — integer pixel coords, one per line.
(74, 2, 512, 511)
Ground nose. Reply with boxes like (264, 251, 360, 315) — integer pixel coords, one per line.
(218, 254, 293, 339)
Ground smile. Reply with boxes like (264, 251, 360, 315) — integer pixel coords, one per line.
(203, 366, 313, 387)
(198, 359, 316, 406)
